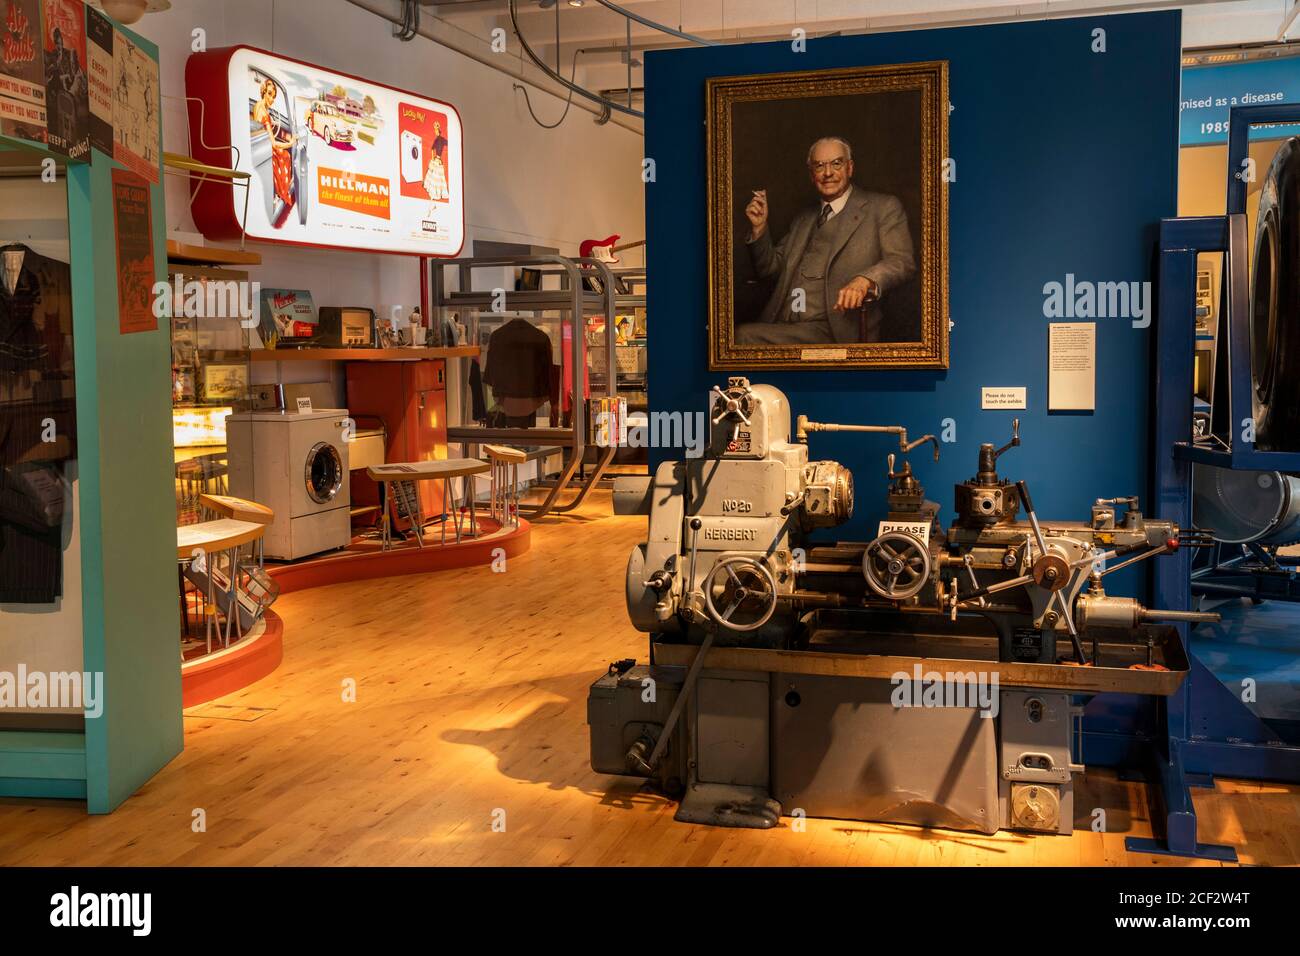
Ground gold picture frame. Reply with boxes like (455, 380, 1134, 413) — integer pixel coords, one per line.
(706, 60, 949, 370)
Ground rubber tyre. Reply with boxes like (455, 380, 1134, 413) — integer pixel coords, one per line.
(1252, 137, 1300, 451)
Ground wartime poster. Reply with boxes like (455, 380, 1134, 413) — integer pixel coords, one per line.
(0, 0, 46, 144)
(112, 26, 157, 182)
(85, 1, 110, 154)
(111, 166, 157, 334)
(41, 0, 88, 158)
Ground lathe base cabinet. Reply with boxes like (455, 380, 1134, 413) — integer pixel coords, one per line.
(589, 667, 1078, 836)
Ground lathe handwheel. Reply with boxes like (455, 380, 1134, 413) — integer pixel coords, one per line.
(702, 557, 778, 632)
(863, 531, 932, 601)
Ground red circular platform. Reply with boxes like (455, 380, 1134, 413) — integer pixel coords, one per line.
(182, 611, 284, 709)
(181, 518, 531, 708)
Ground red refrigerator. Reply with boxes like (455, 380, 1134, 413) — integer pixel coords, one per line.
(346, 359, 448, 527)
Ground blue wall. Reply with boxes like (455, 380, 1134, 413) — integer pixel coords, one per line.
(645, 11, 1181, 596)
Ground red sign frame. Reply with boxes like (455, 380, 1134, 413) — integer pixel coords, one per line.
(184, 45, 465, 258)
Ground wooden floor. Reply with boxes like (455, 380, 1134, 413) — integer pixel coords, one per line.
(1, 492, 1297, 866)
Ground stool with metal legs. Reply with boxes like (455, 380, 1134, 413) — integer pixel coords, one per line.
(483, 444, 527, 529)
(446, 470, 482, 541)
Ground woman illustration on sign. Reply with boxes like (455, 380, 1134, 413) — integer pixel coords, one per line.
(253, 78, 296, 212)
(423, 120, 450, 206)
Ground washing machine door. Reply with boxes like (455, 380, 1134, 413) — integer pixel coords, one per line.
(304, 441, 345, 505)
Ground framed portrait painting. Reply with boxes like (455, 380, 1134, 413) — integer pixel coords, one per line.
(706, 61, 949, 370)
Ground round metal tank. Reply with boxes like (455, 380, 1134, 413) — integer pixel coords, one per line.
(1192, 464, 1300, 545)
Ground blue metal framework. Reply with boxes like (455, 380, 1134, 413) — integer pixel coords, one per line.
(1136, 104, 1300, 859)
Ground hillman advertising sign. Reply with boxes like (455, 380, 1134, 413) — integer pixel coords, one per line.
(185, 46, 464, 256)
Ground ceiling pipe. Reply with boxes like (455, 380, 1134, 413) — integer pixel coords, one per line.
(343, 0, 642, 132)
(507, 0, 717, 120)
(589, 0, 718, 47)
(508, 0, 643, 117)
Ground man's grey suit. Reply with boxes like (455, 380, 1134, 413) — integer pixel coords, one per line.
(743, 188, 916, 345)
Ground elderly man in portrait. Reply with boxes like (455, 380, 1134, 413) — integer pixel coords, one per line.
(738, 136, 916, 345)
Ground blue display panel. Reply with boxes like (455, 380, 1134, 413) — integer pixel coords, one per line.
(1181, 57, 1300, 146)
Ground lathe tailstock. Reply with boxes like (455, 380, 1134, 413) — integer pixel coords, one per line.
(589, 378, 1214, 835)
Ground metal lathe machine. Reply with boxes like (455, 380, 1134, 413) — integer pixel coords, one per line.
(589, 377, 1217, 835)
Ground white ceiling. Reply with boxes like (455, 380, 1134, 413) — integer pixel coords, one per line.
(415, 0, 1298, 110)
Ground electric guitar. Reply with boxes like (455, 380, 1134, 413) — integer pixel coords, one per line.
(579, 235, 646, 264)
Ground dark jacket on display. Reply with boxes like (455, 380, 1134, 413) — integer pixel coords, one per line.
(1, 244, 76, 604)
(483, 318, 552, 422)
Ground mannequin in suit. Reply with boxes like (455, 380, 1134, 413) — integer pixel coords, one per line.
(1, 242, 76, 604)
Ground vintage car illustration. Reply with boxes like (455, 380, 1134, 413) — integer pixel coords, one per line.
(306, 98, 354, 147)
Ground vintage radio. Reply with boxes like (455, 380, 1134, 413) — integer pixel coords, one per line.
(317, 307, 376, 347)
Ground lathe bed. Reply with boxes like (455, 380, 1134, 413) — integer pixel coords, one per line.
(651, 610, 1189, 696)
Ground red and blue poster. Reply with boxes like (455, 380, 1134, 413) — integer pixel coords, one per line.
(0, 0, 46, 145)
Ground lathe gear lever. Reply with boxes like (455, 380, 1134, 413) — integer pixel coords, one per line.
(1016, 480, 1087, 664)
(993, 418, 1021, 464)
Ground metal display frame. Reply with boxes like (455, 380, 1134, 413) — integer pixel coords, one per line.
(1141, 103, 1300, 860)
(590, 265, 648, 472)
(433, 255, 619, 517)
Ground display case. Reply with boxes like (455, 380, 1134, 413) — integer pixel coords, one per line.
(432, 255, 619, 518)
(0, 151, 79, 630)
(0, 15, 179, 814)
(589, 266, 647, 469)
(165, 254, 259, 525)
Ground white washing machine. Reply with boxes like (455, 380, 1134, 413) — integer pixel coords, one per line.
(226, 409, 352, 560)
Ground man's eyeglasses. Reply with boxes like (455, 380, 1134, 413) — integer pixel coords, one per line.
(809, 158, 847, 173)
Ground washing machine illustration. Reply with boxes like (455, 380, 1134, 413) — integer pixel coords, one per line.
(401, 129, 423, 184)
(226, 409, 352, 560)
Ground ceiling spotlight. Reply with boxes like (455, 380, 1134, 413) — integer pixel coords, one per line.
(567, 0, 586, 7)
(90, 0, 172, 26)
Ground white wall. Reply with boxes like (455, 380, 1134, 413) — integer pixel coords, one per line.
(138, 0, 646, 304)
(134, 0, 645, 406)
(1182, 1, 1297, 47)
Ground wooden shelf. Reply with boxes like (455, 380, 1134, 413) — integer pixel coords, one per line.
(166, 240, 263, 266)
(249, 347, 480, 362)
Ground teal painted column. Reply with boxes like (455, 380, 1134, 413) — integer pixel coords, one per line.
(73, 155, 182, 814)
(1, 21, 181, 812)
